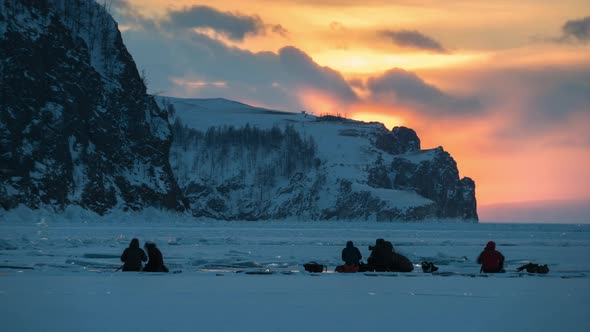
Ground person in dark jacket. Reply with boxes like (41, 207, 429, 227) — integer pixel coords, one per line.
(340, 241, 362, 272)
(367, 238, 414, 272)
(367, 238, 391, 272)
(477, 241, 505, 273)
(120, 238, 147, 272)
(143, 242, 169, 273)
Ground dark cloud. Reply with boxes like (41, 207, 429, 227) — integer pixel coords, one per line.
(380, 29, 447, 53)
(118, 23, 356, 111)
(113, 2, 289, 41)
(534, 70, 590, 119)
(506, 69, 590, 144)
(347, 78, 365, 89)
(165, 6, 265, 41)
(560, 16, 590, 43)
(485, 67, 590, 122)
(271, 24, 289, 37)
(110, 0, 157, 30)
(114, 1, 468, 115)
(367, 68, 479, 114)
(108, 0, 129, 10)
(465, 66, 590, 145)
(279, 47, 357, 101)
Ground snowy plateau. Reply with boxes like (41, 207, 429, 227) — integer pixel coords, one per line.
(160, 97, 477, 222)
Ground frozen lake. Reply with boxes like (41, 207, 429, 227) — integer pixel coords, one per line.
(1, 217, 589, 331)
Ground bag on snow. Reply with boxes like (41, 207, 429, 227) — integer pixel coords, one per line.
(303, 262, 326, 273)
(421, 261, 439, 273)
(516, 263, 549, 274)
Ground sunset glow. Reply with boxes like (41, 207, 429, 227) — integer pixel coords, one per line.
(312, 50, 489, 74)
(113, 0, 590, 219)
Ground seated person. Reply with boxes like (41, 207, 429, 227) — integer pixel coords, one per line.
(143, 242, 169, 273)
(477, 241, 505, 273)
(367, 239, 390, 272)
(120, 238, 147, 272)
(368, 239, 414, 272)
(340, 240, 362, 272)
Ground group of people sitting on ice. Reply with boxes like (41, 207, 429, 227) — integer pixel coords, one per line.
(121, 237, 547, 274)
(336, 239, 414, 273)
(120, 238, 168, 272)
(334, 239, 519, 274)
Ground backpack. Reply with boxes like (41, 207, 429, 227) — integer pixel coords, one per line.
(516, 263, 549, 274)
(303, 262, 326, 273)
(421, 261, 439, 273)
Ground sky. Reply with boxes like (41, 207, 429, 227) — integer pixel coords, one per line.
(110, 0, 590, 221)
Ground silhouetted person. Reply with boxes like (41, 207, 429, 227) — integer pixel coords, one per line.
(340, 240, 362, 272)
(367, 238, 413, 272)
(120, 238, 147, 272)
(477, 241, 505, 273)
(368, 239, 392, 272)
(143, 242, 168, 273)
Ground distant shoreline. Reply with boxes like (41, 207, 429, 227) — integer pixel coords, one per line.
(479, 199, 590, 223)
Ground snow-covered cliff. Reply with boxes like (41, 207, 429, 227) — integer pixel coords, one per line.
(0, 0, 186, 214)
(0, 0, 476, 221)
(160, 97, 478, 222)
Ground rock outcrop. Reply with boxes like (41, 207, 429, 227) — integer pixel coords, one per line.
(390, 147, 478, 220)
(162, 98, 478, 222)
(0, 0, 186, 214)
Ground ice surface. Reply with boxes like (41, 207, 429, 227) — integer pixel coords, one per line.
(1, 208, 589, 331)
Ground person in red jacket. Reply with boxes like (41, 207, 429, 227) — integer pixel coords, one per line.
(477, 241, 505, 273)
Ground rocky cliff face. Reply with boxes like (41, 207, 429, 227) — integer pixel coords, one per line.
(162, 98, 478, 222)
(0, 0, 186, 214)
(389, 148, 477, 220)
(0, 0, 477, 221)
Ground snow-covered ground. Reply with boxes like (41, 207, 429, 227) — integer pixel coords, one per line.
(1, 209, 589, 331)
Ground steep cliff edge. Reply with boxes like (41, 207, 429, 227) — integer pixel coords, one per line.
(0, 0, 476, 221)
(161, 97, 478, 222)
(0, 0, 186, 214)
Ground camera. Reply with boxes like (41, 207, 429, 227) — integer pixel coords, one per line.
(368, 245, 374, 251)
